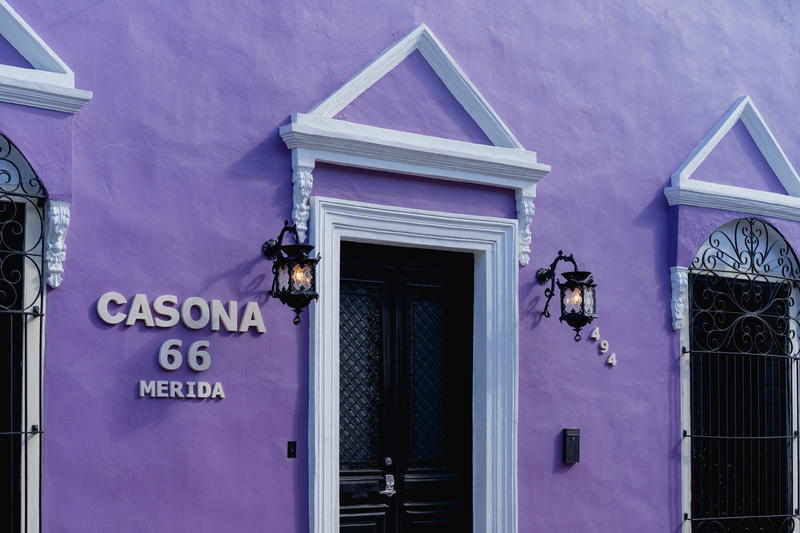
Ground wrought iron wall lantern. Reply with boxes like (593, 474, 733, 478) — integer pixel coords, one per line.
(536, 250, 597, 341)
(262, 220, 320, 325)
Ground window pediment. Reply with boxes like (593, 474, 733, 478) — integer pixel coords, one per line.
(664, 96, 800, 221)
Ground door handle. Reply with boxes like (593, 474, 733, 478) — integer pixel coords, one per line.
(379, 474, 396, 497)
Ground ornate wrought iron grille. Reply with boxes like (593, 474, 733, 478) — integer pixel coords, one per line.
(339, 280, 384, 469)
(688, 218, 800, 532)
(408, 295, 446, 466)
(0, 133, 47, 533)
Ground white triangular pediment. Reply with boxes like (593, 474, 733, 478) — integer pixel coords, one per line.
(665, 96, 800, 220)
(309, 24, 522, 149)
(0, 0, 91, 113)
(281, 24, 551, 266)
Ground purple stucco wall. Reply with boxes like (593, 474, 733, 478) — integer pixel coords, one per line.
(2, 1, 799, 531)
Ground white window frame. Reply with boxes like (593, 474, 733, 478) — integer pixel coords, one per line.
(308, 195, 519, 533)
(22, 197, 43, 533)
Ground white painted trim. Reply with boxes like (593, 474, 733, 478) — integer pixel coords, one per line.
(280, 114, 548, 189)
(0, 75, 91, 113)
(671, 96, 800, 193)
(665, 96, 800, 219)
(672, 266, 691, 531)
(0, 0, 70, 76)
(665, 180, 800, 221)
(280, 113, 550, 264)
(22, 198, 44, 533)
(309, 196, 519, 533)
(310, 24, 522, 149)
(282, 24, 551, 264)
(0, 1, 92, 113)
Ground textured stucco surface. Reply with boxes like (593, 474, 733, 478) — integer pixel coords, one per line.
(1, 0, 799, 531)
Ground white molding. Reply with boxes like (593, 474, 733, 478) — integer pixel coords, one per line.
(678, 266, 690, 531)
(282, 24, 551, 265)
(670, 266, 688, 331)
(45, 200, 69, 288)
(672, 264, 690, 529)
(665, 180, 800, 221)
(310, 24, 522, 149)
(664, 95, 800, 219)
(0, 0, 71, 76)
(309, 196, 519, 533)
(0, 0, 92, 113)
(0, 74, 91, 113)
(22, 198, 44, 533)
(281, 114, 548, 184)
(280, 113, 550, 263)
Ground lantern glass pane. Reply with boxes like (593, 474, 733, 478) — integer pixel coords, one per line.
(584, 286, 595, 315)
(291, 262, 314, 291)
(277, 263, 290, 292)
(562, 287, 583, 313)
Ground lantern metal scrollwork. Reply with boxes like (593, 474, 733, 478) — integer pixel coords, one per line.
(262, 220, 320, 325)
(536, 250, 597, 341)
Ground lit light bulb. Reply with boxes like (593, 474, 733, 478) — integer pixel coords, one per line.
(564, 288, 582, 308)
(292, 265, 312, 289)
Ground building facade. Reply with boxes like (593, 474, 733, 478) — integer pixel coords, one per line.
(0, 1, 798, 531)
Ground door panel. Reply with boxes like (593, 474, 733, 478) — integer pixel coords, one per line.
(340, 280, 385, 471)
(340, 243, 473, 533)
(340, 504, 390, 532)
(401, 503, 457, 532)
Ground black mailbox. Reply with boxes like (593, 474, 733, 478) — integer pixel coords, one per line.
(563, 428, 580, 464)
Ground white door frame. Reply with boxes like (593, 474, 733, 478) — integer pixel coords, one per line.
(308, 196, 519, 533)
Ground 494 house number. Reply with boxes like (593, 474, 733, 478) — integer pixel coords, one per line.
(589, 327, 618, 367)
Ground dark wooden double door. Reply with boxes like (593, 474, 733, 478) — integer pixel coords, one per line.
(339, 243, 473, 533)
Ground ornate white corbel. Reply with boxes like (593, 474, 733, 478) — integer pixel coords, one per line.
(292, 166, 314, 242)
(516, 189, 535, 266)
(45, 200, 70, 288)
(670, 266, 688, 330)
(290, 149, 315, 242)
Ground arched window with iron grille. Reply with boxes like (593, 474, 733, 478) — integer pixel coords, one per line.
(0, 133, 47, 533)
(688, 217, 800, 532)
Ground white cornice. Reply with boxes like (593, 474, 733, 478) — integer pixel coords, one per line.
(0, 75, 91, 113)
(664, 180, 800, 221)
(280, 114, 549, 189)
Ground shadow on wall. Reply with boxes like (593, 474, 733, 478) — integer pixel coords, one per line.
(521, 276, 545, 331)
(631, 184, 674, 334)
(227, 121, 293, 218)
(199, 255, 270, 306)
